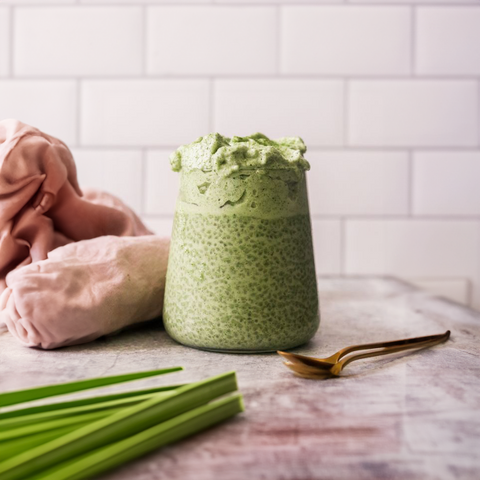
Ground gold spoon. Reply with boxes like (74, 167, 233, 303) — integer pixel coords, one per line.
(278, 330, 450, 378)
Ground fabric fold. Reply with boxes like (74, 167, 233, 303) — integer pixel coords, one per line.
(0, 119, 169, 349)
(0, 119, 151, 292)
(0, 235, 170, 349)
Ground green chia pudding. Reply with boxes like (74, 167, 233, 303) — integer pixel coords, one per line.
(163, 133, 319, 352)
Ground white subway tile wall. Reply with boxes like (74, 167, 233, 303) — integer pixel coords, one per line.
(147, 7, 277, 75)
(416, 7, 480, 76)
(311, 220, 342, 275)
(71, 149, 143, 213)
(144, 149, 179, 216)
(348, 80, 478, 147)
(81, 80, 210, 146)
(0, 80, 77, 143)
(307, 151, 409, 216)
(0, 1, 75, 3)
(345, 219, 480, 308)
(214, 80, 344, 146)
(0, 1, 478, 310)
(413, 152, 480, 216)
(0, 1, 76, 4)
(14, 7, 143, 76)
(345, 220, 480, 279)
(141, 217, 173, 238)
(0, 7, 9, 77)
(349, 0, 479, 3)
(281, 6, 411, 76)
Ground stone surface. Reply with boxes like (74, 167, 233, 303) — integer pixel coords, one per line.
(0, 277, 479, 480)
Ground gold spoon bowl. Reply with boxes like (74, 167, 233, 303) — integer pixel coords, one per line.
(278, 331, 450, 378)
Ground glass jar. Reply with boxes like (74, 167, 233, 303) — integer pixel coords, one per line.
(163, 134, 319, 353)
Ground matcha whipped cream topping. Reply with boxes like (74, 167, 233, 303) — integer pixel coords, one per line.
(170, 133, 310, 175)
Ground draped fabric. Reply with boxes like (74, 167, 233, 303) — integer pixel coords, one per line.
(0, 119, 169, 349)
(1, 235, 169, 349)
(0, 119, 150, 294)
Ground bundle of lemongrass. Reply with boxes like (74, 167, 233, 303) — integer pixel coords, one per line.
(0, 368, 244, 480)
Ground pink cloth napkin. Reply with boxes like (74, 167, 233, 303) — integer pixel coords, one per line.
(1, 236, 169, 349)
(0, 119, 169, 349)
(0, 119, 150, 293)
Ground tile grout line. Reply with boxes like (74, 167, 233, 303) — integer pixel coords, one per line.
(140, 148, 147, 216)
(4, 75, 480, 81)
(407, 149, 413, 216)
(477, 217, 480, 309)
(8, 5, 14, 77)
(478, 79, 480, 147)
(209, 78, 215, 132)
(343, 79, 349, 147)
(76, 79, 82, 148)
(410, 5, 416, 77)
(275, 5, 281, 76)
(142, 5, 147, 76)
(15, 2, 480, 7)
(476, 224, 480, 309)
(141, 213, 480, 221)
(70, 145, 480, 152)
(340, 217, 346, 276)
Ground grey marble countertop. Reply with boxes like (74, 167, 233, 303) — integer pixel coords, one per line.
(1, 277, 479, 480)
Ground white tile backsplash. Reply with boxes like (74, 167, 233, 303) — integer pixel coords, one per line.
(71, 149, 143, 214)
(0, 7, 9, 77)
(413, 151, 480, 216)
(349, 0, 479, 3)
(144, 149, 179, 216)
(218, 0, 341, 3)
(81, 80, 210, 146)
(214, 80, 344, 147)
(0, 2, 479, 310)
(82, 0, 209, 3)
(345, 219, 480, 287)
(281, 6, 411, 76)
(307, 150, 409, 215)
(0, 80, 76, 144)
(141, 217, 174, 238)
(416, 7, 480, 76)
(348, 80, 479, 147)
(14, 7, 143, 76)
(0, 1, 75, 3)
(147, 7, 276, 75)
(311, 219, 342, 275)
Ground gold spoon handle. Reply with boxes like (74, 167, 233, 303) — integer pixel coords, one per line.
(333, 330, 450, 362)
(330, 332, 450, 376)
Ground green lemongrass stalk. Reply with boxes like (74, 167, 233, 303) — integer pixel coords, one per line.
(32, 394, 244, 480)
(0, 425, 85, 462)
(0, 371, 238, 480)
(0, 384, 184, 421)
(0, 409, 122, 442)
(0, 391, 173, 431)
(0, 367, 183, 408)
